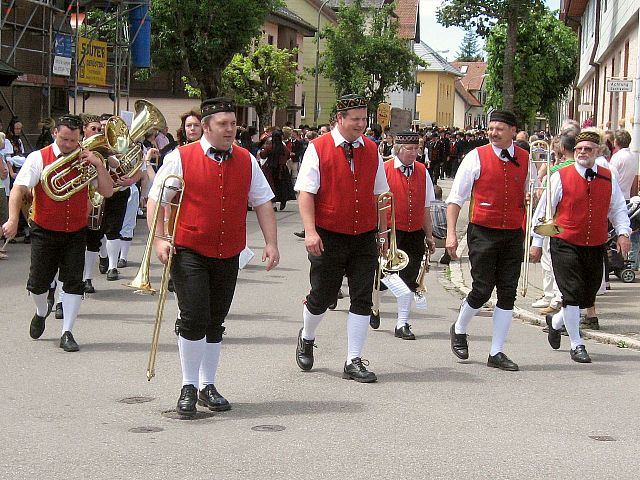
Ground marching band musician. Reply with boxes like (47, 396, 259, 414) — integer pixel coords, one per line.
(148, 97, 278, 417)
(529, 131, 631, 363)
(1, 115, 113, 351)
(294, 94, 389, 383)
(383, 131, 436, 340)
(446, 110, 531, 371)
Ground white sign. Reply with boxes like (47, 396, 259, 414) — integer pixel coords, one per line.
(577, 104, 594, 112)
(53, 55, 71, 76)
(606, 79, 633, 92)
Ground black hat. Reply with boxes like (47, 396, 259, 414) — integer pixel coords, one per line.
(395, 131, 420, 145)
(56, 114, 83, 130)
(201, 97, 235, 118)
(575, 131, 601, 145)
(489, 110, 517, 127)
(336, 94, 367, 112)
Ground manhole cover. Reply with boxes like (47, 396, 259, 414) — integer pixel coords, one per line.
(589, 435, 616, 442)
(119, 396, 155, 404)
(251, 425, 286, 432)
(129, 426, 163, 434)
(161, 409, 215, 420)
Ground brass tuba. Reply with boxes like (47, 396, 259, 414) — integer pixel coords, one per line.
(40, 117, 130, 201)
(110, 100, 167, 190)
(370, 192, 409, 327)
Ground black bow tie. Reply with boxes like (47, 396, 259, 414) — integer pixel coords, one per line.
(585, 168, 596, 181)
(208, 147, 231, 162)
(342, 141, 357, 163)
(401, 164, 413, 177)
(500, 149, 520, 167)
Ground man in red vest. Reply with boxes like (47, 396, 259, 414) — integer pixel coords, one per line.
(148, 97, 279, 417)
(294, 94, 390, 383)
(446, 110, 530, 371)
(2, 115, 113, 351)
(529, 130, 630, 363)
(382, 131, 436, 339)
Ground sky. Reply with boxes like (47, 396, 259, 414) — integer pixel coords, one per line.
(419, 0, 561, 60)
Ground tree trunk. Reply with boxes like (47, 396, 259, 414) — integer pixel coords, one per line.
(501, 9, 518, 112)
(256, 105, 274, 132)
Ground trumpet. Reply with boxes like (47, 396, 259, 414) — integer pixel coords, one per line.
(414, 238, 430, 299)
(127, 174, 185, 381)
(371, 192, 409, 328)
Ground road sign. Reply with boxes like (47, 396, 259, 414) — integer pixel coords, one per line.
(606, 79, 633, 92)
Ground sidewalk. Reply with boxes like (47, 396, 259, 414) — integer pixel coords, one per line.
(436, 178, 640, 351)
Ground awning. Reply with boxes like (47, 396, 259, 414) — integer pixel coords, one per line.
(0, 60, 22, 87)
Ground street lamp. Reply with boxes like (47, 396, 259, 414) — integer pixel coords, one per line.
(313, 0, 331, 127)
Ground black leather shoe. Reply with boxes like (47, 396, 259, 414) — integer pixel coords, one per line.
(343, 357, 377, 383)
(117, 258, 127, 268)
(106, 268, 119, 281)
(570, 345, 592, 363)
(450, 323, 468, 359)
(546, 314, 561, 350)
(30, 313, 47, 339)
(293, 230, 305, 238)
(55, 302, 63, 320)
(23, 235, 31, 244)
(370, 312, 380, 329)
(395, 324, 416, 340)
(176, 384, 198, 417)
(98, 256, 108, 274)
(487, 352, 519, 371)
(295, 328, 315, 371)
(328, 300, 338, 310)
(198, 384, 231, 411)
(83, 279, 95, 294)
(59, 331, 79, 352)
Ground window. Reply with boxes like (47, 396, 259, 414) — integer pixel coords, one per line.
(460, 65, 468, 74)
(267, 35, 274, 45)
(416, 82, 421, 95)
(301, 93, 306, 118)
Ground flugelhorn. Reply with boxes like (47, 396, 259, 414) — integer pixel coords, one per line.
(371, 192, 409, 327)
(127, 174, 185, 381)
(415, 238, 430, 299)
(40, 117, 129, 201)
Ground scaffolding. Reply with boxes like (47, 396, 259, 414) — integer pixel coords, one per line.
(0, 0, 149, 142)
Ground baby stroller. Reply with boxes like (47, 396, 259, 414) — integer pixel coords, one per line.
(607, 197, 640, 283)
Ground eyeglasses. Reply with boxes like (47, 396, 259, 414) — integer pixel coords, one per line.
(574, 146, 594, 153)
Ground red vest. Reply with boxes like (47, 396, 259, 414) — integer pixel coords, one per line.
(313, 133, 378, 234)
(384, 160, 427, 232)
(555, 165, 611, 246)
(174, 142, 252, 258)
(469, 144, 528, 229)
(33, 145, 89, 232)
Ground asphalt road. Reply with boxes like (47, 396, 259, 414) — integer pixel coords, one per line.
(1, 204, 639, 479)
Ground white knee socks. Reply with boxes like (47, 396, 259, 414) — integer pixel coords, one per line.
(32, 292, 49, 317)
(178, 336, 206, 387)
(454, 299, 479, 334)
(106, 239, 121, 270)
(302, 304, 324, 341)
(61, 293, 82, 334)
(119, 239, 131, 261)
(346, 312, 369, 363)
(490, 306, 512, 356)
(562, 305, 583, 349)
(199, 342, 222, 390)
(396, 292, 413, 329)
(84, 250, 98, 281)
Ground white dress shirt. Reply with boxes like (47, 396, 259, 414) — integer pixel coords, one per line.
(15, 143, 63, 189)
(148, 137, 273, 208)
(531, 162, 631, 247)
(392, 156, 435, 207)
(295, 128, 389, 195)
(446, 143, 535, 206)
(609, 148, 639, 200)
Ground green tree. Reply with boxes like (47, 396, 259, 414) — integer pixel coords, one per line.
(484, 8, 578, 127)
(455, 30, 483, 62)
(222, 43, 302, 130)
(319, 0, 426, 117)
(437, 0, 545, 111)
(149, 0, 282, 98)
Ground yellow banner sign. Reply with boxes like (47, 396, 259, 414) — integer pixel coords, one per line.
(77, 37, 107, 86)
(376, 102, 391, 128)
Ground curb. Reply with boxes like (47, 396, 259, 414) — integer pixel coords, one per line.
(440, 234, 640, 352)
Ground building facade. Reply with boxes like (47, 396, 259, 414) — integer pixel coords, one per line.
(450, 61, 487, 130)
